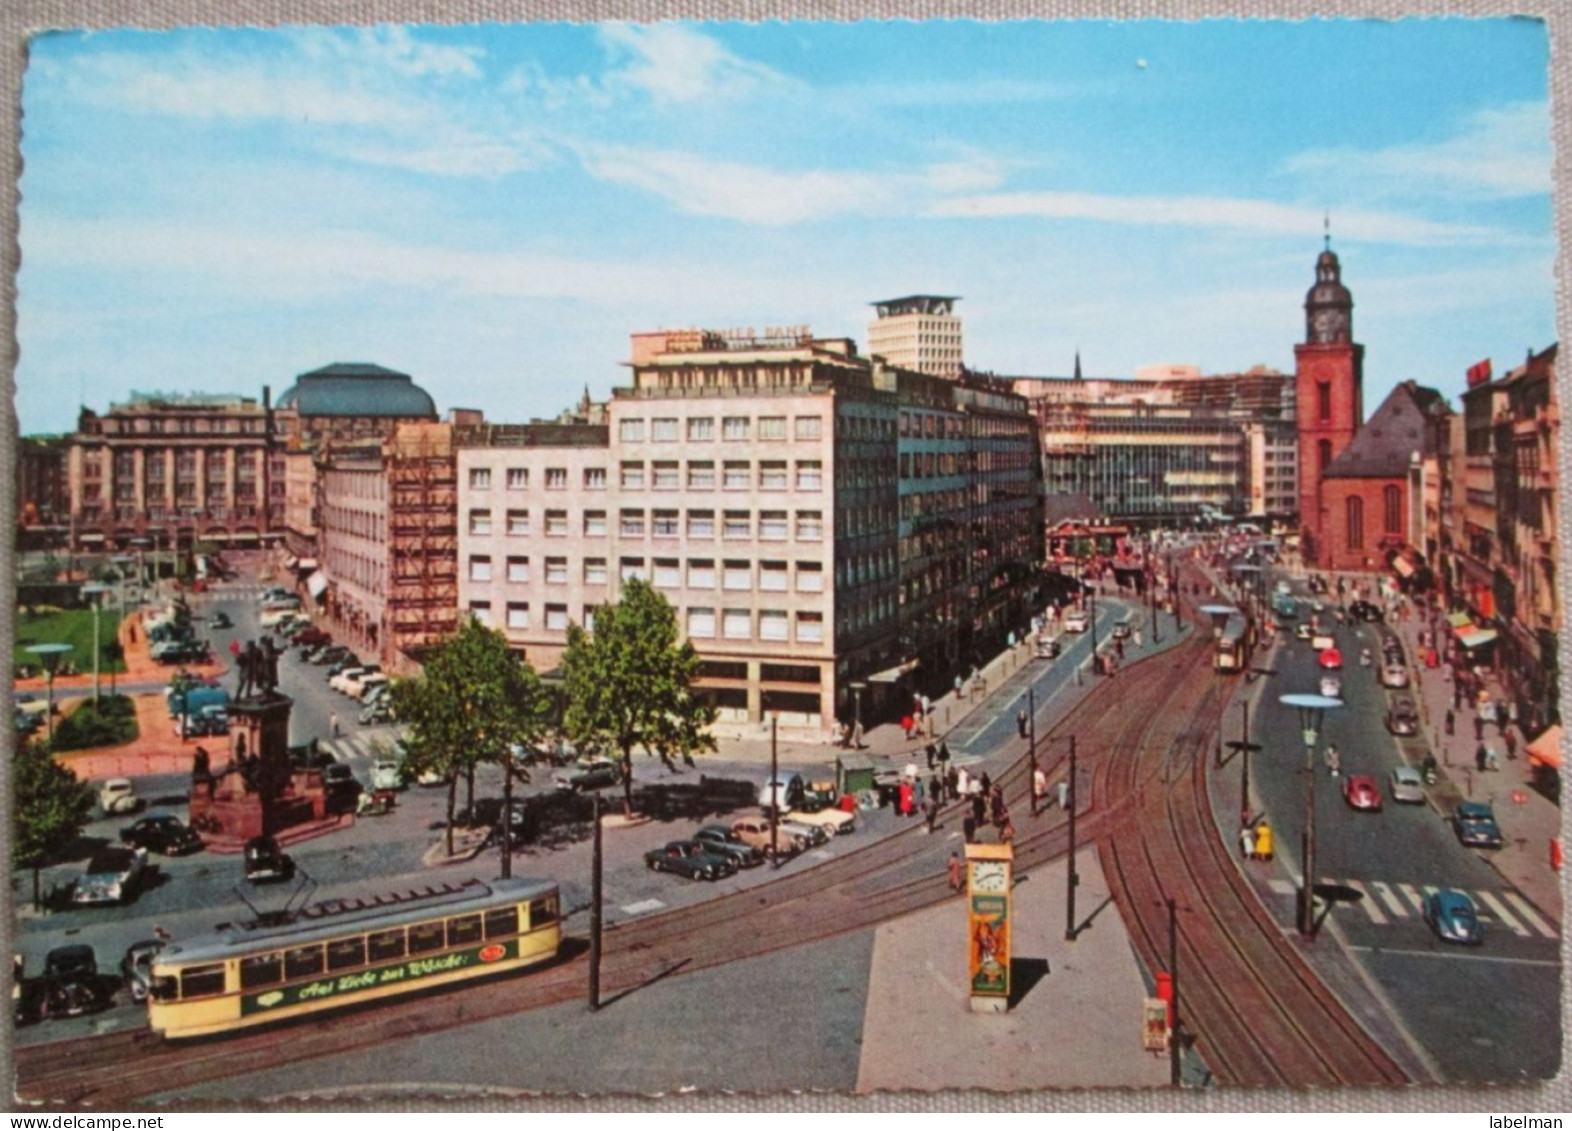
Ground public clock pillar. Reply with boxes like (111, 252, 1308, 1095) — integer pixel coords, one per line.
(965, 842, 1014, 1013)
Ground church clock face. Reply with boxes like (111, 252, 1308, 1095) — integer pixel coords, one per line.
(1310, 307, 1348, 344)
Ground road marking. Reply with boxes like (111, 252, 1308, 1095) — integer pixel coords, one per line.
(1267, 878, 1296, 896)
(1501, 890, 1558, 937)
(1346, 945, 1558, 968)
(1473, 889, 1531, 937)
(620, 899, 665, 916)
(1368, 881, 1410, 920)
(1345, 880, 1387, 925)
(810, 849, 833, 860)
(1394, 883, 1426, 915)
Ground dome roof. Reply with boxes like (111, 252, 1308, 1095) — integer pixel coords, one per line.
(277, 363, 438, 418)
(1305, 249, 1352, 310)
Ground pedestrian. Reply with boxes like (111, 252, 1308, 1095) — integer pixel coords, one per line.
(946, 764, 959, 801)
(1016, 708, 1029, 739)
(921, 693, 932, 720)
(955, 765, 970, 799)
(938, 739, 951, 768)
(1325, 744, 1340, 777)
(1473, 713, 1484, 741)
(1255, 820, 1274, 861)
(1115, 638, 1124, 660)
(930, 774, 943, 808)
(962, 813, 977, 845)
(971, 792, 987, 829)
(851, 720, 865, 749)
(990, 784, 1007, 827)
(1000, 818, 1016, 846)
(1056, 779, 1070, 811)
(1475, 742, 1488, 772)
(330, 712, 340, 739)
(1134, 628, 1143, 648)
(925, 742, 937, 771)
(1505, 730, 1518, 760)
(1032, 766, 1048, 813)
(979, 771, 991, 797)
(913, 777, 925, 808)
(954, 674, 964, 698)
(924, 796, 939, 834)
(1240, 824, 1256, 861)
(1445, 708, 1455, 736)
(901, 714, 914, 740)
(948, 851, 964, 892)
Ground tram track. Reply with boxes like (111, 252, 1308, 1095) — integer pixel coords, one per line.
(16, 573, 1410, 1101)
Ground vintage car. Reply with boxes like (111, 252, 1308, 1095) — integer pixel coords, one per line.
(1341, 774, 1383, 812)
(98, 778, 142, 816)
(730, 815, 806, 859)
(643, 840, 740, 881)
(120, 814, 203, 856)
(72, 846, 148, 906)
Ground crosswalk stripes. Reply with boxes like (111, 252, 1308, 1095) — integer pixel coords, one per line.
(1501, 890, 1556, 936)
(1337, 878, 1557, 938)
(1472, 889, 1531, 937)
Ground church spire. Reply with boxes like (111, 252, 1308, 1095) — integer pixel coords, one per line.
(1073, 350, 1083, 382)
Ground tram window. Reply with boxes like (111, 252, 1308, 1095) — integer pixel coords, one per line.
(530, 897, 559, 925)
(327, 937, 367, 972)
(149, 975, 179, 1002)
(368, 929, 406, 962)
(447, 914, 483, 947)
(409, 922, 446, 954)
(484, 907, 519, 939)
(284, 945, 324, 980)
(240, 953, 283, 989)
(181, 964, 226, 999)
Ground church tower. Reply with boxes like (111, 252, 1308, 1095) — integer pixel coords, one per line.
(1294, 241, 1364, 567)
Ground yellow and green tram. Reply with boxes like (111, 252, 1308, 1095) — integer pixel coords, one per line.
(147, 876, 561, 1039)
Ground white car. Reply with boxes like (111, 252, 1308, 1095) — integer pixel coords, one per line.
(1310, 631, 1336, 652)
(1063, 611, 1091, 633)
(72, 846, 147, 906)
(259, 606, 306, 629)
(329, 666, 371, 695)
(355, 674, 390, 702)
(1275, 580, 1292, 596)
(785, 806, 856, 837)
(98, 778, 141, 815)
(370, 758, 404, 792)
(1380, 663, 1410, 689)
(340, 667, 385, 698)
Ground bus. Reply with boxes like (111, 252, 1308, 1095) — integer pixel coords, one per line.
(1214, 613, 1250, 673)
(147, 876, 561, 1040)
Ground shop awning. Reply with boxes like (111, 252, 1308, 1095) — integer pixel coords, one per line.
(1447, 612, 1475, 630)
(868, 658, 920, 683)
(1458, 628, 1498, 650)
(1527, 724, 1563, 769)
(306, 570, 328, 598)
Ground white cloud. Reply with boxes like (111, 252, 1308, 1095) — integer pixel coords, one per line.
(1283, 101, 1551, 200)
(337, 130, 553, 178)
(597, 23, 790, 106)
(353, 26, 484, 80)
(925, 190, 1509, 247)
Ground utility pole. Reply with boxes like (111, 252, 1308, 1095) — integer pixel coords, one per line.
(589, 789, 603, 1010)
(1168, 896, 1182, 1087)
(1027, 685, 1037, 816)
(1239, 700, 1252, 829)
(500, 744, 513, 879)
(1065, 735, 1079, 941)
(769, 713, 780, 867)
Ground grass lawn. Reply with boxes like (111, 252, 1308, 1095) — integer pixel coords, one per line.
(13, 606, 126, 676)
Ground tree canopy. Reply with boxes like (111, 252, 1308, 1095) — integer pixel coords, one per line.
(13, 739, 94, 907)
(389, 617, 552, 855)
(561, 578, 716, 814)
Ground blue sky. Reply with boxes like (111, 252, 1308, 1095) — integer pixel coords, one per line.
(15, 18, 1554, 434)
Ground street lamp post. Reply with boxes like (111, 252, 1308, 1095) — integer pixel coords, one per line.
(1065, 734, 1079, 940)
(589, 788, 603, 1011)
(25, 643, 73, 747)
(849, 680, 867, 749)
(1027, 685, 1038, 815)
(1280, 692, 1343, 937)
(82, 583, 110, 707)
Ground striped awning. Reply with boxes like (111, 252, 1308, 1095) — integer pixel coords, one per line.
(1527, 725, 1563, 770)
(1458, 629, 1498, 650)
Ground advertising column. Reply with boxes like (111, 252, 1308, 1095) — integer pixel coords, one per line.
(965, 842, 1013, 1013)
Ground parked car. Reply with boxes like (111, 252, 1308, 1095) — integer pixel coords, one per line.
(325, 656, 364, 678)
(120, 938, 165, 1002)
(1034, 637, 1061, 660)
(359, 698, 396, 726)
(1349, 600, 1384, 622)
(257, 587, 294, 605)
(730, 815, 804, 858)
(1388, 764, 1426, 804)
(1380, 662, 1410, 689)
(1453, 801, 1504, 849)
(42, 945, 106, 1019)
(643, 840, 739, 881)
(312, 645, 352, 667)
(1063, 611, 1091, 633)
(290, 627, 332, 649)
(151, 639, 209, 665)
(370, 757, 405, 792)
(98, 778, 141, 816)
(328, 666, 368, 694)
(758, 772, 807, 812)
(349, 672, 389, 701)
(786, 805, 856, 837)
(1424, 889, 1483, 945)
(1341, 774, 1383, 812)
(1310, 631, 1336, 652)
(182, 705, 229, 738)
(778, 818, 831, 848)
(243, 834, 295, 883)
(1294, 622, 1313, 641)
(321, 763, 364, 812)
(120, 814, 203, 855)
(555, 758, 622, 792)
(1385, 698, 1420, 736)
(692, 824, 764, 868)
(72, 846, 148, 906)
(208, 611, 233, 630)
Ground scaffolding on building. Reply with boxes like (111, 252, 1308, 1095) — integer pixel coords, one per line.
(387, 423, 458, 666)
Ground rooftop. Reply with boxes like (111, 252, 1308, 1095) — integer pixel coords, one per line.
(277, 362, 438, 419)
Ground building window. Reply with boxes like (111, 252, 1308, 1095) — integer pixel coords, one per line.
(583, 607, 597, 633)
(469, 468, 492, 490)
(722, 608, 751, 640)
(545, 468, 567, 490)
(469, 556, 492, 582)
(620, 557, 647, 581)
(545, 557, 568, 585)
(797, 511, 823, 541)
(759, 511, 788, 540)
(584, 510, 607, 536)
(688, 510, 715, 539)
(619, 418, 645, 443)
(470, 601, 493, 627)
(1383, 484, 1402, 534)
(723, 511, 751, 539)
(468, 509, 493, 536)
(688, 461, 715, 490)
(652, 418, 679, 443)
(620, 509, 646, 537)
(688, 417, 714, 442)
(653, 559, 681, 589)
(584, 467, 607, 490)
(796, 562, 824, 592)
(723, 561, 752, 590)
(688, 607, 716, 639)
(1317, 382, 1331, 423)
(1346, 496, 1364, 551)
(651, 462, 679, 490)
(759, 610, 789, 642)
(760, 561, 788, 592)
(757, 416, 787, 441)
(506, 603, 529, 629)
(796, 611, 824, 643)
(506, 509, 530, 536)
(796, 461, 822, 490)
(759, 462, 787, 491)
(688, 559, 716, 588)
(723, 461, 751, 490)
(621, 462, 646, 490)
(584, 558, 608, 585)
(722, 416, 749, 442)
(507, 556, 530, 583)
(795, 416, 822, 441)
(506, 468, 528, 490)
(1317, 439, 1332, 480)
(545, 605, 570, 631)
(652, 510, 680, 538)
(545, 510, 568, 536)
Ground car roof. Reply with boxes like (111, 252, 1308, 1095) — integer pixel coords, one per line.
(1392, 765, 1421, 781)
(1433, 889, 1475, 910)
(1457, 801, 1495, 817)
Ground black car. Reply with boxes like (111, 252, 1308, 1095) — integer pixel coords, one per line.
(313, 645, 352, 667)
(693, 825, 765, 868)
(244, 835, 296, 883)
(1453, 802, 1505, 849)
(643, 840, 740, 881)
(120, 814, 204, 856)
(209, 611, 233, 630)
(322, 763, 364, 812)
(41, 944, 107, 1019)
(1349, 600, 1384, 622)
(325, 655, 363, 678)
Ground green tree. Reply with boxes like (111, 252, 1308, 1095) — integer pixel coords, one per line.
(389, 617, 552, 858)
(13, 739, 94, 910)
(562, 578, 717, 816)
